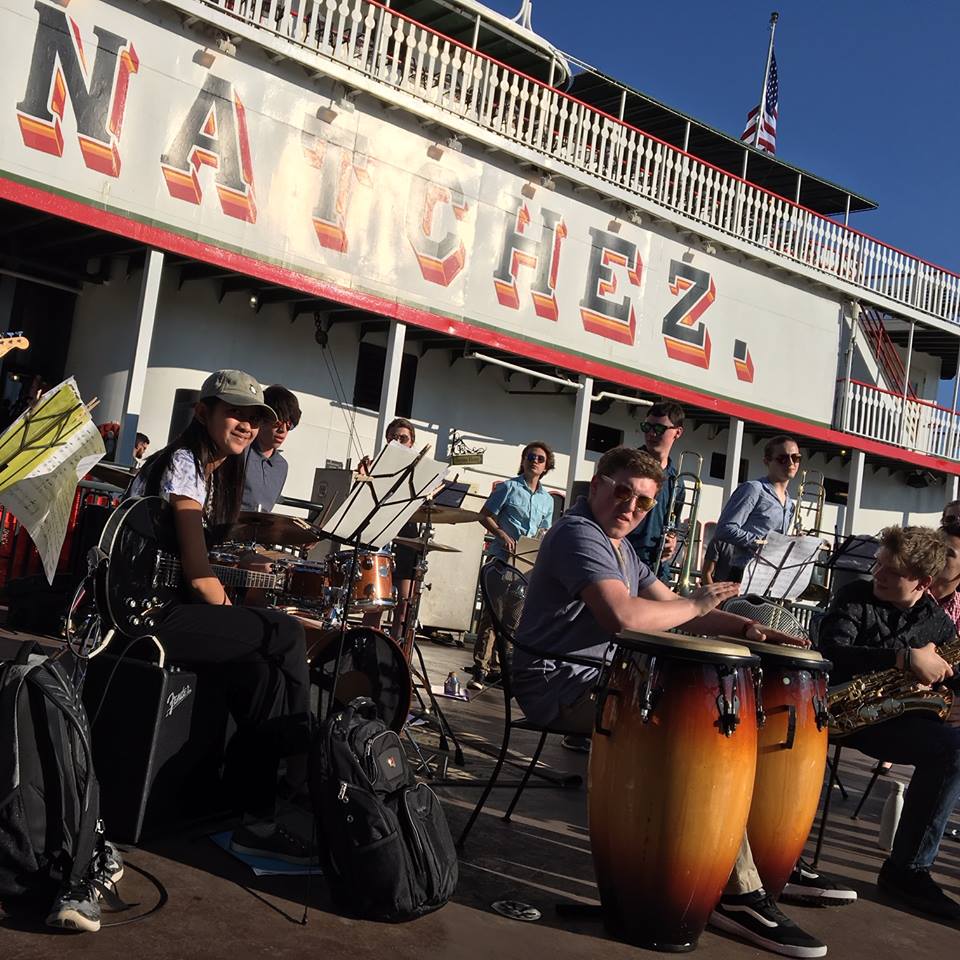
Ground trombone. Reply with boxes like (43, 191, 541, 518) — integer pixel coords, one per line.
(653, 451, 703, 594)
(792, 469, 826, 536)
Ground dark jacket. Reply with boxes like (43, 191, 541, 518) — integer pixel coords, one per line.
(818, 579, 956, 684)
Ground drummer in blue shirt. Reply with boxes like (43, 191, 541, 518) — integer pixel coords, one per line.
(714, 435, 800, 582)
(468, 440, 556, 690)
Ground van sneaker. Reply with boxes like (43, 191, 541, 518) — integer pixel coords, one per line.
(710, 890, 827, 957)
(45, 880, 101, 933)
(780, 859, 857, 907)
(230, 824, 319, 866)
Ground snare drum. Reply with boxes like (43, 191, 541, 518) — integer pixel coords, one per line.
(279, 559, 341, 611)
(741, 640, 831, 898)
(590, 630, 759, 952)
(328, 548, 396, 610)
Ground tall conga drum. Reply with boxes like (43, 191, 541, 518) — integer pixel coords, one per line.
(742, 641, 831, 897)
(589, 630, 760, 952)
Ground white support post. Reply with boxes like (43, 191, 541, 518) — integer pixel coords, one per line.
(844, 449, 866, 537)
(117, 250, 164, 465)
(839, 301, 859, 432)
(897, 320, 915, 448)
(946, 356, 960, 461)
(374, 321, 407, 454)
(948, 474, 959, 503)
(566, 375, 593, 507)
(722, 417, 745, 504)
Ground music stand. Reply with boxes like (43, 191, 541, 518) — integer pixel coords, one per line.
(316, 444, 452, 731)
(739, 532, 823, 601)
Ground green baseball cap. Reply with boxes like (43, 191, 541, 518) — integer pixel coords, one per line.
(199, 369, 277, 421)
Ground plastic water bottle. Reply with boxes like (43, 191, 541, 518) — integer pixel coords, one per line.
(444, 672, 461, 697)
(878, 780, 905, 851)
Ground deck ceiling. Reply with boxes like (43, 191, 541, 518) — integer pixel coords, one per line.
(388, 0, 564, 83)
(568, 69, 877, 219)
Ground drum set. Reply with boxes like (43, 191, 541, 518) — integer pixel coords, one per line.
(208, 502, 475, 734)
(589, 629, 831, 952)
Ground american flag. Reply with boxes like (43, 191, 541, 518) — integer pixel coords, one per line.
(741, 51, 779, 154)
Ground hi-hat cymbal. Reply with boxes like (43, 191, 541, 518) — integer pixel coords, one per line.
(226, 512, 325, 547)
(393, 536, 461, 554)
(411, 503, 481, 524)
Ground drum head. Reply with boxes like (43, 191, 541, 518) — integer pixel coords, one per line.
(304, 624, 411, 732)
(737, 639, 832, 673)
(616, 629, 759, 666)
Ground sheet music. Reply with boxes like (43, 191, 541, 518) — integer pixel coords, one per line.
(738, 532, 823, 601)
(0, 380, 105, 582)
(322, 442, 448, 548)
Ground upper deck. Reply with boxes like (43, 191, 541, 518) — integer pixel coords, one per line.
(172, 0, 958, 330)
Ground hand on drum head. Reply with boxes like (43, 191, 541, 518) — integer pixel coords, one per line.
(690, 581, 740, 615)
(744, 624, 811, 649)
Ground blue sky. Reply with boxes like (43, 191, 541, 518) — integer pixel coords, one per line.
(484, 0, 960, 274)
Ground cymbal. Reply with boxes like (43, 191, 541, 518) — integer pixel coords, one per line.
(88, 461, 135, 488)
(411, 503, 481, 525)
(393, 536, 461, 554)
(226, 512, 325, 547)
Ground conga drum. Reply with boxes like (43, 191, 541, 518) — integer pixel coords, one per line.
(741, 641, 831, 898)
(589, 630, 759, 952)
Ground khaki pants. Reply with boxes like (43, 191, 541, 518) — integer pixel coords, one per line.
(724, 834, 763, 895)
(472, 607, 500, 672)
(472, 571, 525, 672)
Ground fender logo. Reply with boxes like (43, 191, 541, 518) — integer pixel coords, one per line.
(166, 684, 193, 717)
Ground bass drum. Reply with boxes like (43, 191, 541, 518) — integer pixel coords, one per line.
(590, 630, 759, 952)
(741, 640, 831, 898)
(295, 614, 411, 732)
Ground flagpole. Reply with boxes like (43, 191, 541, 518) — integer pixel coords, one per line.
(753, 11, 779, 148)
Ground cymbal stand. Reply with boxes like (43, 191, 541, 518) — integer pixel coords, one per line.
(400, 503, 464, 774)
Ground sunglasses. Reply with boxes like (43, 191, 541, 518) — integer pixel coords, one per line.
(273, 420, 295, 431)
(640, 421, 676, 438)
(773, 453, 802, 465)
(525, 453, 547, 463)
(598, 475, 657, 512)
(388, 433, 413, 444)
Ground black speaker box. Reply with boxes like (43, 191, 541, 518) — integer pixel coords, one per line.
(82, 653, 229, 844)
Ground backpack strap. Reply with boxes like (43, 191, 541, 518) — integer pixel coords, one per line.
(29, 661, 100, 885)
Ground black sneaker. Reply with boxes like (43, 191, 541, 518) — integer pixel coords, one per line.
(230, 824, 319, 866)
(45, 880, 101, 932)
(467, 666, 486, 691)
(877, 859, 960, 923)
(710, 890, 827, 957)
(560, 735, 591, 753)
(780, 858, 857, 907)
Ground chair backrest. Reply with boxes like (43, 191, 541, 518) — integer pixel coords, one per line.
(479, 561, 529, 707)
(721, 595, 809, 641)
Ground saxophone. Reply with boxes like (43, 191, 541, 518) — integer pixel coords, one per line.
(827, 635, 960, 738)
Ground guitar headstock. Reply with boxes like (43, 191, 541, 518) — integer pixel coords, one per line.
(0, 332, 29, 358)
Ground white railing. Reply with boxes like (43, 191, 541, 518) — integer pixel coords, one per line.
(838, 379, 960, 460)
(186, 0, 960, 326)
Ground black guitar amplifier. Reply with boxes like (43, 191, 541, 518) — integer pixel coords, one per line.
(82, 653, 229, 844)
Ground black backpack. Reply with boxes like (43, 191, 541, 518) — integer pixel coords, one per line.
(310, 697, 458, 922)
(0, 646, 100, 905)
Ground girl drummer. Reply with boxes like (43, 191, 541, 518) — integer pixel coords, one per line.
(128, 369, 312, 863)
